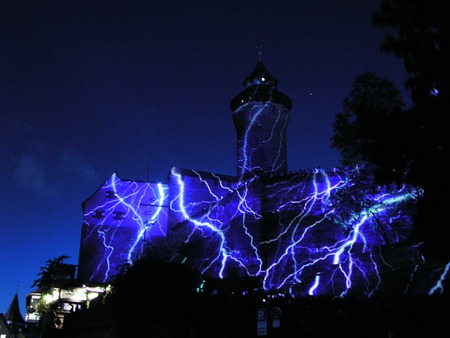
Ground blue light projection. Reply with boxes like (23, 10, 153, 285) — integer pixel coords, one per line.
(77, 61, 449, 298)
(78, 172, 169, 283)
(168, 166, 424, 298)
(78, 165, 449, 298)
(231, 61, 291, 179)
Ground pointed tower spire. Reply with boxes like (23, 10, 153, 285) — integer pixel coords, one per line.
(5, 293, 25, 327)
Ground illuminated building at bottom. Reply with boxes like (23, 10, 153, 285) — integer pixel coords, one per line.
(77, 61, 445, 298)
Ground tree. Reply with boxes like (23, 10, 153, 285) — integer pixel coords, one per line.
(102, 234, 267, 337)
(373, 0, 447, 107)
(372, 0, 449, 260)
(332, 1, 449, 262)
(31, 255, 77, 337)
(331, 72, 412, 184)
(32, 255, 76, 293)
(105, 247, 202, 338)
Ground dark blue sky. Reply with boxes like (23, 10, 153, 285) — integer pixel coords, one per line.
(0, 0, 409, 313)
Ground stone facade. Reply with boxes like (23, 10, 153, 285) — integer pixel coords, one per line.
(77, 62, 433, 299)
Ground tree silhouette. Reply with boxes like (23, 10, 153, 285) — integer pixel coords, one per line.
(31, 255, 77, 337)
(32, 255, 76, 293)
(105, 247, 201, 338)
(331, 71, 412, 184)
(373, 0, 449, 260)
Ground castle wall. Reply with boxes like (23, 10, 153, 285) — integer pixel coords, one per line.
(78, 173, 169, 283)
(75, 62, 433, 298)
(77, 166, 424, 298)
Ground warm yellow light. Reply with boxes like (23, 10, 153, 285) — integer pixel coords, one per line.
(87, 293, 99, 301)
(42, 293, 54, 304)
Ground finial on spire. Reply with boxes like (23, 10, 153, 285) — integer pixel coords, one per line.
(256, 45, 263, 61)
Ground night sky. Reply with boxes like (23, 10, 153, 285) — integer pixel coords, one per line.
(0, 0, 410, 313)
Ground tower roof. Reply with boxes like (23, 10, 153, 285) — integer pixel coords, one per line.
(5, 293, 25, 325)
(230, 61, 291, 111)
(243, 61, 278, 88)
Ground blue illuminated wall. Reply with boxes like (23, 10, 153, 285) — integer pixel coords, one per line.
(231, 61, 292, 179)
(77, 62, 448, 298)
(78, 174, 169, 283)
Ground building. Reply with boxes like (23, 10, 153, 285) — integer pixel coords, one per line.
(1, 293, 25, 338)
(76, 61, 439, 299)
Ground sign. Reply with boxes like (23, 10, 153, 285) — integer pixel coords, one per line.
(271, 307, 282, 329)
(256, 307, 267, 336)
(270, 307, 282, 320)
(257, 307, 267, 321)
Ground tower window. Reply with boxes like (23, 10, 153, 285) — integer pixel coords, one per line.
(113, 211, 125, 220)
(94, 210, 105, 218)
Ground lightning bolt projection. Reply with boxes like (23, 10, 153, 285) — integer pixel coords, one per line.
(77, 61, 448, 298)
(77, 165, 444, 298)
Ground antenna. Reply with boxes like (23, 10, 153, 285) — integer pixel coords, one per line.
(256, 44, 263, 61)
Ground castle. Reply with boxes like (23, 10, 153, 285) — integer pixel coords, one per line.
(77, 61, 434, 298)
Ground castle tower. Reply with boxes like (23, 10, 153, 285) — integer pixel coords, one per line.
(230, 61, 292, 180)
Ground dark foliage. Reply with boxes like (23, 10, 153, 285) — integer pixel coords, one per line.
(104, 246, 265, 338)
(105, 250, 201, 337)
(331, 72, 412, 184)
(332, 0, 449, 261)
(30, 255, 77, 338)
(373, 0, 449, 261)
(31, 255, 77, 292)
